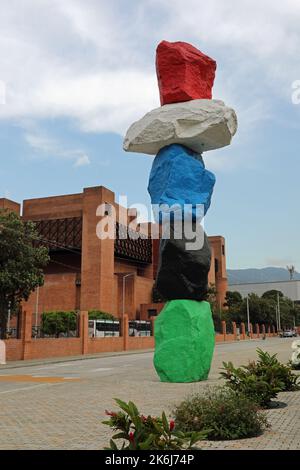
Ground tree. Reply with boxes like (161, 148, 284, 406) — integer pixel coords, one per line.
(206, 284, 218, 314)
(225, 288, 298, 329)
(224, 291, 243, 309)
(206, 284, 227, 332)
(41, 311, 77, 337)
(0, 210, 49, 339)
(89, 310, 116, 321)
(262, 290, 284, 301)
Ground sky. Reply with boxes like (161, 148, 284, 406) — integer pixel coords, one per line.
(0, 0, 300, 270)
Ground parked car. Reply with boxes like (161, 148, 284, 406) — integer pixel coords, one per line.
(281, 330, 297, 338)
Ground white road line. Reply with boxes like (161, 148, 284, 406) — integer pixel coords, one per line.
(0, 384, 50, 395)
(89, 367, 113, 372)
(31, 375, 51, 378)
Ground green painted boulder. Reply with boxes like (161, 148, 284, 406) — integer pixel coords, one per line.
(154, 300, 215, 383)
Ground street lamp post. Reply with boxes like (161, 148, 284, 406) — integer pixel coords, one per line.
(34, 286, 40, 339)
(7, 301, 11, 336)
(277, 291, 281, 332)
(246, 295, 250, 334)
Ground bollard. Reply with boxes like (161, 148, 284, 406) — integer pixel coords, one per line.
(0, 340, 6, 365)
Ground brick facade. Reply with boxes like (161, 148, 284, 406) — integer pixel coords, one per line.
(1, 186, 228, 321)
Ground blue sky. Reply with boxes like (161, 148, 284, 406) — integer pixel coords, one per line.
(0, 0, 300, 270)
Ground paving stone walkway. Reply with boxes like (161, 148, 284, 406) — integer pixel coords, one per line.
(200, 391, 300, 450)
(0, 338, 299, 450)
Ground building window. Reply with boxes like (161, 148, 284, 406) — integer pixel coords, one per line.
(222, 245, 225, 256)
(215, 258, 219, 274)
(148, 309, 157, 318)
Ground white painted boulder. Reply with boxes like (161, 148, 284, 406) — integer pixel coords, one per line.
(123, 99, 237, 155)
(291, 339, 300, 368)
(0, 340, 6, 365)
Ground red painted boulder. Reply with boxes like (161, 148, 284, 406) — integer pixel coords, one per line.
(156, 40, 217, 105)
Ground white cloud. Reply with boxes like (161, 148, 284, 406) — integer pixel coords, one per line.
(74, 154, 90, 167)
(0, 0, 299, 145)
(25, 131, 90, 168)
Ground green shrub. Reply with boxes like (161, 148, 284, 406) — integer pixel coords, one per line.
(173, 387, 269, 440)
(41, 311, 77, 337)
(251, 349, 300, 392)
(221, 349, 300, 408)
(88, 310, 116, 321)
(221, 361, 280, 408)
(103, 399, 206, 450)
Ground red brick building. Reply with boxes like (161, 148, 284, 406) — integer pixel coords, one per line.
(0, 186, 228, 320)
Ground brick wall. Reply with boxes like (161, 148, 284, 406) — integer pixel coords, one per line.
(22, 193, 83, 220)
(0, 198, 21, 214)
(140, 303, 165, 320)
(3, 310, 278, 362)
(5, 340, 23, 361)
(24, 338, 82, 360)
(24, 273, 79, 313)
(88, 338, 123, 354)
(134, 277, 154, 318)
(127, 337, 154, 350)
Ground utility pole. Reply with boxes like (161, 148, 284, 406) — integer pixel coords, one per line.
(246, 295, 250, 334)
(277, 291, 281, 332)
(7, 301, 11, 336)
(275, 304, 278, 332)
(35, 286, 39, 339)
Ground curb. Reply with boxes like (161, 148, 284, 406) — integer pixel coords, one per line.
(0, 337, 278, 370)
(0, 348, 155, 370)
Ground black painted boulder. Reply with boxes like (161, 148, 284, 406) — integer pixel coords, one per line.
(155, 223, 211, 301)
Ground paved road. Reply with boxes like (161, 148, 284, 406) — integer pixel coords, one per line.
(0, 338, 299, 449)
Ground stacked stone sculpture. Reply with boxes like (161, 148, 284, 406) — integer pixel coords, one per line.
(124, 40, 237, 383)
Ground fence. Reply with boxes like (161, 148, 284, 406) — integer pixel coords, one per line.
(88, 319, 120, 338)
(3, 312, 278, 362)
(31, 312, 80, 339)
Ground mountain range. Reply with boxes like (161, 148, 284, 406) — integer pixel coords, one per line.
(227, 267, 300, 285)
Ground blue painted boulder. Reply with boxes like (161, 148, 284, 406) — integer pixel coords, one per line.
(148, 144, 215, 222)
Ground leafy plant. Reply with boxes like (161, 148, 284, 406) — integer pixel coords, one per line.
(221, 361, 281, 408)
(41, 311, 77, 337)
(221, 349, 300, 408)
(103, 399, 206, 450)
(89, 310, 116, 321)
(253, 349, 300, 392)
(173, 387, 269, 440)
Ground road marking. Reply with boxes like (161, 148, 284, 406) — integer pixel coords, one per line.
(89, 367, 113, 372)
(0, 384, 50, 395)
(0, 375, 81, 383)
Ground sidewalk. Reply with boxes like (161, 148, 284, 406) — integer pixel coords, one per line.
(0, 348, 155, 370)
(0, 338, 298, 450)
(0, 337, 260, 370)
(200, 391, 300, 450)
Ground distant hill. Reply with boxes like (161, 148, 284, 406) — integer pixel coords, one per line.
(227, 267, 300, 285)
